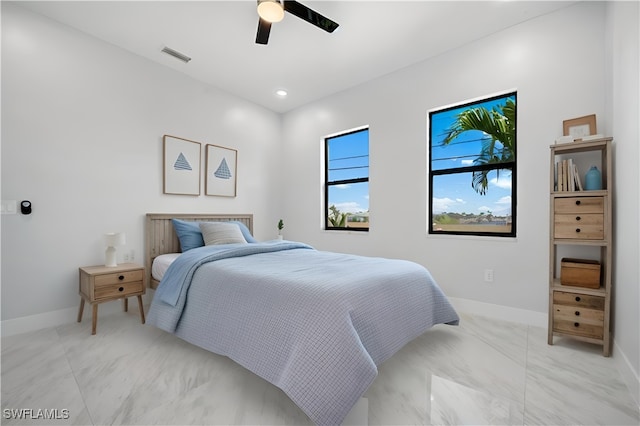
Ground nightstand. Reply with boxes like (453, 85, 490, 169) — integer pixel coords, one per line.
(78, 263, 146, 335)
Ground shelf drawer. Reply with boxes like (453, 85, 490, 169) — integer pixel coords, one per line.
(554, 214, 604, 239)
(94, 281, 143, 300)
(555, 197, 604, 214)
(553, 318, 604, 339)
(94, 270, 144, 287)
(553, 291, 605, 310)
(553, 304, 604, 325)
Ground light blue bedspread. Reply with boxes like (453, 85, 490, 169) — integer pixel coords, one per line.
(148, 241, 459, 425)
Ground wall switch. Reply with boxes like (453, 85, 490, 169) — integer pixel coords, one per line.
(1, 200, 17, 214)
(484, 269, 494, 282)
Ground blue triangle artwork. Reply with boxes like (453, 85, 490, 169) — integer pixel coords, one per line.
(173, 152, 192, 171)
(214, 158, 232, 179)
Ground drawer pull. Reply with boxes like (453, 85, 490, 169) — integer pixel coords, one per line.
(576, 216, 581, 221)
(575, 311, 580, 316)
(574, 322, 580, 327)
(575, 296, 581, 302)
(575, 228, 581, 233)
(118, 275, 125, 281)
(575, 200, 581, 205)
(118, 287, 124, 292)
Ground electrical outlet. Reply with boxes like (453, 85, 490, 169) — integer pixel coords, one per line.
(123, 252, 130, 262)
(484, 269, 494, 282)
(130, 249, 135, 261)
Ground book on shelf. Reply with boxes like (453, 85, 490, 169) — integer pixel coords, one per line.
(573, 163, 583, 191)
(554, 158, 582, 192)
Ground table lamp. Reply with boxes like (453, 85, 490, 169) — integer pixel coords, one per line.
(104, 232, 126, 267)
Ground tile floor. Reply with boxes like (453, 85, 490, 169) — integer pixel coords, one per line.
(2, 306, 638, 425)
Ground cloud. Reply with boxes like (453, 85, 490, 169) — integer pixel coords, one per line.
(478, 205, 491, 211)
(334, 184, 350, 189)
(490, 174, 512, 189)
(496, 196, 511, 204)
(461, 159, 474, 165)
(333, 201, 365, 214)
(433, 197, 465, 213)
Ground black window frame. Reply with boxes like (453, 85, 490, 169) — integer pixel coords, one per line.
(428, 92, 517, 238)
(324, 127, 369, 232)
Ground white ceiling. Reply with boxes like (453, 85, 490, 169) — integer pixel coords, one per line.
(18, 1, 576, 113)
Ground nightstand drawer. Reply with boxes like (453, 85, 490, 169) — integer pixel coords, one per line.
(553, 291, 604, 310)
(554, 214, 604, 239)
(94, 281, 143, 300)
(94, 270, 144, 287)
(555, 197, 604, 214)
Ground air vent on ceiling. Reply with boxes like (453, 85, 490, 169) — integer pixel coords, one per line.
(161, 46, 191, 63)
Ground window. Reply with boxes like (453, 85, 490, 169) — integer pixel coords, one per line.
(324, 127, 369, 231)
(429, 92, 516, 237)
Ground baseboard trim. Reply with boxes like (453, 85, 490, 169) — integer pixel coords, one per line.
(613, 340, 640, 408)
(449, 297, 548, 328)
(1, 300, 139, 337)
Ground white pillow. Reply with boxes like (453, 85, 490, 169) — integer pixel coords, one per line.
(199, 222, 247, 245)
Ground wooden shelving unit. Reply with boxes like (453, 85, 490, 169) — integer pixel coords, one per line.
(548, 137, 612, 356)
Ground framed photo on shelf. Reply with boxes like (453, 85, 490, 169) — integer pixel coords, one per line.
(205, 144, 237, 197)
(163, 135, 201, 195)
(563, 114, 597, 138)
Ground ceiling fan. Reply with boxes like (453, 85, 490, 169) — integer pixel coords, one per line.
(255, 0, 339, 45)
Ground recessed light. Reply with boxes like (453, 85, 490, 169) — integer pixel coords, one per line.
(275, 89, 288, 97)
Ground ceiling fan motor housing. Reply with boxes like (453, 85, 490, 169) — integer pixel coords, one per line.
(255, 0, 339, 45)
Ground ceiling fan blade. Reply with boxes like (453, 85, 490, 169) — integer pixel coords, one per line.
(283, 1, 339, 33)
(256, 18, 271, 44)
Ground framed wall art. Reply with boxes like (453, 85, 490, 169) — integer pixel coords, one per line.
(563, 114, 597, 138)
(163, 135, 201, 195)
(205, 144, 237, 197)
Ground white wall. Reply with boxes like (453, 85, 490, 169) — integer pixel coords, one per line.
(1, 3, 283, 321)
(607, 1, 640, 399)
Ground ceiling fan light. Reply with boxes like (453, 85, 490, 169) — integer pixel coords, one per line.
(257, 0, 284, 23)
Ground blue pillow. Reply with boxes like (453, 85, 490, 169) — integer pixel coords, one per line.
(172, 218, 257, 252)
(172, 219, 205, 252)
(229, 220, 258, 243)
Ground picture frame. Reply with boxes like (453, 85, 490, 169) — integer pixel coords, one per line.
(205, 144, 237, 197)
(563, 114, 597, 138)
(163, 135, 201, 195)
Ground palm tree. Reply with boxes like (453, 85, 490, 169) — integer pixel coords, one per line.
(442, 98, 516, 195)
(328, 205, 347, 227)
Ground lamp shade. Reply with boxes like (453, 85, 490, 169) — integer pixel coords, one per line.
(104, 232, 126, 247)
(257, 0, 284, 23)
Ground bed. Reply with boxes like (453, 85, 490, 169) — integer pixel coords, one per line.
(145, 213, 459, 425)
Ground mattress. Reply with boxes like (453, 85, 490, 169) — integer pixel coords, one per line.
(151, 253, 180, 281)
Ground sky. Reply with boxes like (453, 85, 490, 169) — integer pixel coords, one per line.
(326, 129, 370, 214)
(429, 94, 515, 216)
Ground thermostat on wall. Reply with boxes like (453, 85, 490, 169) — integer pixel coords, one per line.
(20, 200, 32, 215)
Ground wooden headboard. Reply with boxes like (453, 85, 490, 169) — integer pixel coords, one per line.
(145, 213, 253, 289)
